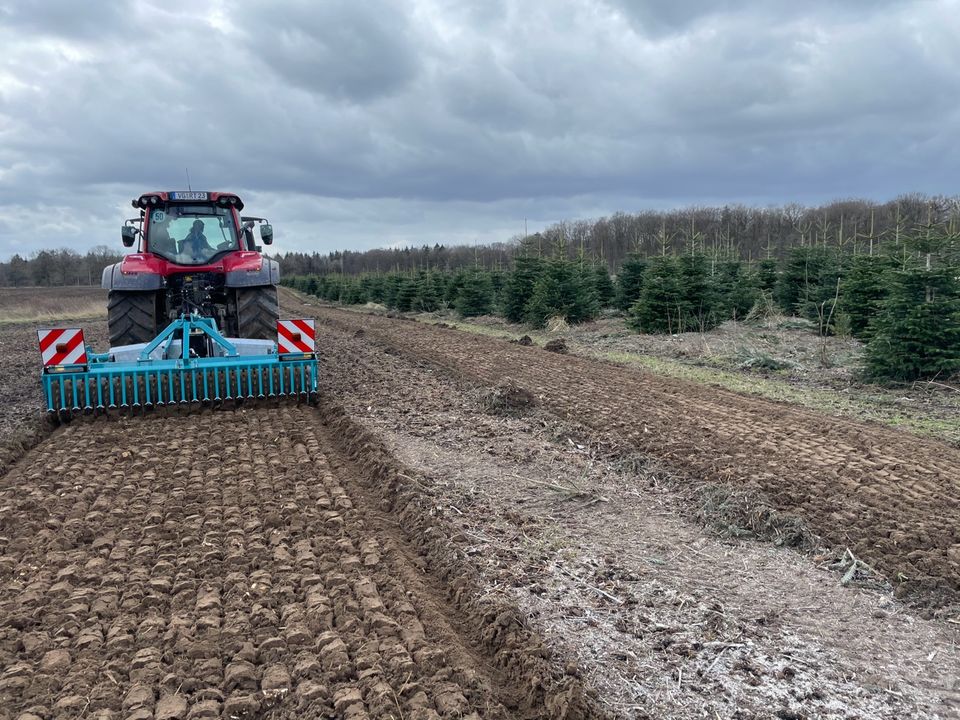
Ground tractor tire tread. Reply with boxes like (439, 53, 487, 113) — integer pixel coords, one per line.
(236, 286, 279, 340)
(107, 291, 158, 346)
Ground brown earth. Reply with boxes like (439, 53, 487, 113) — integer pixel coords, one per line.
(0, 406, 597, 719)
(0, 288, 108, 475)
(298, 296, 960, 606)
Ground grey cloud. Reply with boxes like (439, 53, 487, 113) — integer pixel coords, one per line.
(238, 0, 421, 102)
(0, 0, 136, 40)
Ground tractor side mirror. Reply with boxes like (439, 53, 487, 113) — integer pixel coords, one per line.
(260, 223, 273, 245)
(121, 226, 137, 248)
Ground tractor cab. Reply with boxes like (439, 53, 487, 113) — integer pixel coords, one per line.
(123, 191, 273, 263)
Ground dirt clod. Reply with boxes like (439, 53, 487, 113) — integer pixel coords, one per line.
(544, 338, 568, 353)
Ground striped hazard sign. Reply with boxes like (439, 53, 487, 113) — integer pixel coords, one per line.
(38, 328, 88, 368)
(277, 319, 316, 354)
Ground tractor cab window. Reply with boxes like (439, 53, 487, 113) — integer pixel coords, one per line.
(148, 205, 238, 265)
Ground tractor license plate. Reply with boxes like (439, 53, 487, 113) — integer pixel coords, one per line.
(170, 191, 208, 201)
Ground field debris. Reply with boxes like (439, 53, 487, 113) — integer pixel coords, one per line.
(479, 379, 539, 416)
(696, 484, 818, 549)
(544, 338, 568, 353)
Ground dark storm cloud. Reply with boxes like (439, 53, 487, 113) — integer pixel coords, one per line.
(0, 0, 958, 258)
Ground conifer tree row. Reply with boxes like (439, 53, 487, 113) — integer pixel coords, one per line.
(284, 230, 960, 383)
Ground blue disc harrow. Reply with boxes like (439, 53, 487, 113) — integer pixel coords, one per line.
(40, 314, 318, 421)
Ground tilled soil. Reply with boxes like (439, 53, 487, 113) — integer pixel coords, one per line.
(0, 320, 108, 476)
(2, 288, 959, 719)
(0, 407, 596, 719)
(304, 301, 960, 605)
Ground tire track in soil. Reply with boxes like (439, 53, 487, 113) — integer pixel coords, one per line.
(302, 301, 960, 604)
(0, 406, 598, 720)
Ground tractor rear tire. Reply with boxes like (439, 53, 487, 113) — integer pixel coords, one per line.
(107, 291, 158, 347)
(235, 286, 279, 340)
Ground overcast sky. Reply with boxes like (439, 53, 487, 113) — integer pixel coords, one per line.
(1, 0, 958, 260)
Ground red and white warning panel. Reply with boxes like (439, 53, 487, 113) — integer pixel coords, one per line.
(38, 328, 88, 368)
(277, 319, 316, 354)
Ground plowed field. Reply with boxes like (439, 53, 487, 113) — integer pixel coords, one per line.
(0, 406, 593, 719)
(2, 286, 959, 719)
(308, 303, 960, 603)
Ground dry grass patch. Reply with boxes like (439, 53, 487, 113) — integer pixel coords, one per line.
(0, 287, 106, 324)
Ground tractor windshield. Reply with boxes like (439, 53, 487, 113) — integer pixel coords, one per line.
(147, 205, 239, 265)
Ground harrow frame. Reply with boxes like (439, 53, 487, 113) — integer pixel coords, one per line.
(41, 314, 318, 419)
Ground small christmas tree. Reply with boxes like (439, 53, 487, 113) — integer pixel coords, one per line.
(679, 253, 720, 331)
(591, 264, 617, 308)
(502, 256, 543, 322)
(455, 270, 494, 317)
(841, 254, 895, 339)
(414, 272, 441, 312)
(712, 260, 759, 322)
(774, 246, 843, 321)
(756, 258, 779, 293)
(628, 256, 684, 333)
(615, 254, 647, 310)
(524, 258, 599, 327)
(865, 244, 960, 381)
(393, 276, 417, 312)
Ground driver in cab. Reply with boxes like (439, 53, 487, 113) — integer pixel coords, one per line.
(183, 220, 211, 256)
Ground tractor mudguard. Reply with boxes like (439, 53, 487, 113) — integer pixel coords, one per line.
(224, 257, 281, 287)
(101, 262, 164, 291)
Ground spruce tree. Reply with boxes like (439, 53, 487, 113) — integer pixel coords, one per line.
(712, 260, 759, 322)
(591, 264, 617, 308)
(524, 258, 599, 328)
(841, 254, 896, 339)
(502, 256, 543, 322)
(414, 272, 441, 312)
(323, 277, 341, 302)
(615, 254, 647, 310)
(756, 258, 779, 293)
(865, 262, 960, 381)
(431, 272, 450, 308)
(455, 270, 494, 317)
(339, 278, 359, 304)
(489, 270, 506, 307)
(363, 275, 387, 304)
(383, 274, 404, 308)
(774, 246, 843, 320)
(628, 256, 684, 333)
(445, 270, 467, 307)
(393, 276, 418, 312)
(679, 253, 720, 331)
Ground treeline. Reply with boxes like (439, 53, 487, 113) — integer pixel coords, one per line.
(275, 194, 960, 276)
(0, 247, 124, 287)
(284, 228, 960, 382)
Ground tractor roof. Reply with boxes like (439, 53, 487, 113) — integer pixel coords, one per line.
(133, 191, 244, 211)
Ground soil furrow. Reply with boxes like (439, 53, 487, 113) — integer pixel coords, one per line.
(0, 406, 599, 719)
(301, 299, 960, 603)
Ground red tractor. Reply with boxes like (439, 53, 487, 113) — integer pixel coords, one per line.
(102, 191, 280, 347)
